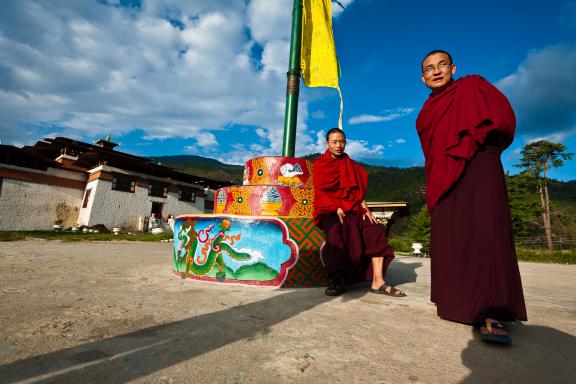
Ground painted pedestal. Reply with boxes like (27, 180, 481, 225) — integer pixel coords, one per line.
(174, 156, 329, 287)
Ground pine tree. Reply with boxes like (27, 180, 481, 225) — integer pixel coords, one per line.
(506, 172, 541, 237)
(515, 141, 573, 252)
(409, 204, 431, 245)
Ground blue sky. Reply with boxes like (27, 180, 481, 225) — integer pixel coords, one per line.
(1, 0, 575, 180)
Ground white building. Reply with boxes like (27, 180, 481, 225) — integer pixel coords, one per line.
(0, 137, 228, 231)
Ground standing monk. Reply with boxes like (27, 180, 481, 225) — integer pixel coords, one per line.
(313, 128, 406, 298)
(416, 50, 527, 344)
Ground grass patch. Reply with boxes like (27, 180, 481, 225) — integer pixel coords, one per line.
(0, 231, 173, 242)
(516, 247, 576, 264)
(388, 238, 414, 253)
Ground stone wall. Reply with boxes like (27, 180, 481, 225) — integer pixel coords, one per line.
(0, 178, 83, 230)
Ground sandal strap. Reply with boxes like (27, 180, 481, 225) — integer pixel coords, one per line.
(492, 322, 506, 330)
(387, 285, 403, 296)
(484, 320, 505, 333)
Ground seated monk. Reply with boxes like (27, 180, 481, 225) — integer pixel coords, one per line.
(313, 128, 406, 297)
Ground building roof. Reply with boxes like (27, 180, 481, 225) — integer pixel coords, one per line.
(2, 137, 231, 190)
(0, 144, 61, 171)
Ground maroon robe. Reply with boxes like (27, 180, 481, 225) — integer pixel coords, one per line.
(417, 75, 527, 324)
(416, 75, 515, 213)
(313, 150, 367, 225)
(313, 150, 395, 283)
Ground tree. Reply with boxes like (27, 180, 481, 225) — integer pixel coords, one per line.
(505, 172, 541, 237)
(409, 204, 431, 245)
(515, 141, 573, 252)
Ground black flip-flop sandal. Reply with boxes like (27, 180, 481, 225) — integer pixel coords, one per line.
(369, 284, 406, 297)
(325, 283, 347, 296)
(480, 321, 512, 345)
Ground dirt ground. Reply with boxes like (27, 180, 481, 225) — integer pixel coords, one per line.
(0, 240, 575, 384)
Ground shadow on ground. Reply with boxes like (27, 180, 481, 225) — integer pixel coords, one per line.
(386, 260, 422, 286)
(0, 290, 336, 383)
(0, 258, 420, 383)
(460, 323, 576, 384)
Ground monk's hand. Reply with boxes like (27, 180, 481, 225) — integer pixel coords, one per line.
(361, 201, 376, 224)
(362, 210, 377, 224)
(336, 208, 346, 224)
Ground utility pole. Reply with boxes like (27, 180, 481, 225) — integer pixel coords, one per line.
(281, 0, 303, 158)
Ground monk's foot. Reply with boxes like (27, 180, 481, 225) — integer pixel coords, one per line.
(479, 319, 511, 345)
(325, 282, 347, 296)
(369, 283, 406, 297)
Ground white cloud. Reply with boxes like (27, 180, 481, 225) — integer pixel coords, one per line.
(195, 132, 219, 148)
(247, 0, 292, 43)
(346, 140, 385, 158)
(0, 0, 357, 164)
(395, 138, 406, 144)
(260, 40, 291, 76)
(311, 110, 325, 119)
(497, 44, 576, 140)
(309, 129, 384, 160)
(332, 0, 356, 17)
(235, 248, 264, 263)
(348, 108, 415, 125)
(527, 131, 576, 144)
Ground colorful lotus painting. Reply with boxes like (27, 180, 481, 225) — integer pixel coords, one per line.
(173, 215, 299, 286)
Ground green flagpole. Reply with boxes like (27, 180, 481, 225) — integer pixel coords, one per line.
(282, 0, 303, 158)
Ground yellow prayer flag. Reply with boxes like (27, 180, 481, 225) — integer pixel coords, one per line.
(300, 0, 339, 89)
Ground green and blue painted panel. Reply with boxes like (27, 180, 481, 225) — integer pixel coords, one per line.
(173, 214, 329, 287)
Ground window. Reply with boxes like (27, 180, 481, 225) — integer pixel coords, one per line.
(148, 182, 168, 198)
(82, 189, 92, 208)
(112, 174, 136, 192)
(179, 187, 196, 202)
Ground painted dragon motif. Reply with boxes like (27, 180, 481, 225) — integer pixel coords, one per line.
(177, 219, 251, 279)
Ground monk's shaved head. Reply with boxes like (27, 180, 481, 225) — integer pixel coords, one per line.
(421, 49, 453, 71)
(326, 128, 345, 142)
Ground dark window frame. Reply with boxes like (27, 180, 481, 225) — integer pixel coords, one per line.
(112, 174, 136, 193)
(148, 182, 168, 198)
(178, 187, 196, 202)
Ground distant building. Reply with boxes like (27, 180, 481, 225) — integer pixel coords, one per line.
(365, 201, 409, 227)
(0, 136, 230, 231)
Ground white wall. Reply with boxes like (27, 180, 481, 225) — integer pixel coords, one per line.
(0, 178, 83, 230)
(83, 179, 204, 229)
(0, 162, 209, 231)
(76, 179, 98, 226)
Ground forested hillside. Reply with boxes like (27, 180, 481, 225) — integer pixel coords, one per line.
(150, 155, 243, 184)
(153, 155, 575, 240)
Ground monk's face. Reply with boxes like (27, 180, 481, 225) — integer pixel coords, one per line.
(421, 52, 456, 93)
(326, 132, 346, 158)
